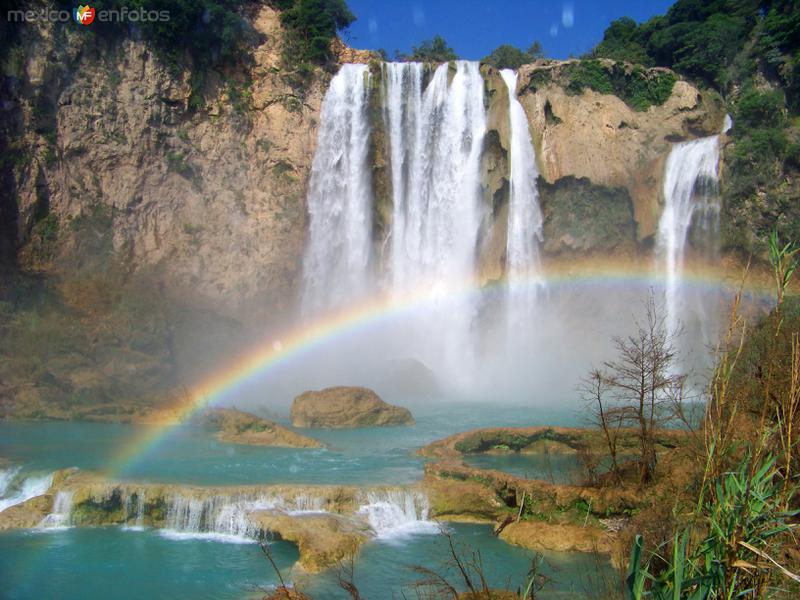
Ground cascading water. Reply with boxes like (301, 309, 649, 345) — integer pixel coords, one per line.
(356, 489, 437, 539)
(159, 492, 329, 543)
(162, 494, 268, 543)
(302, 63, 373, 315)
(381, 61, 487, 384)
(122, 490, 147, 530)
(656, 135, 720, 344)
(39, 490, 74, 529)
(499, 69, 544, 327)
(0, 467, 54, 513)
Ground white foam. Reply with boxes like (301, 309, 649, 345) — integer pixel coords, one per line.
(357, 490, 438, 540)
(0, 468, 54, 513)
(157, 529, 256, 544)
(38, 490, 74, 529)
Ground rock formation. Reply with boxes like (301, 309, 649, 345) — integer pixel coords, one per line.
(290, 386, 415, 428)
(196, 408, 322, 448)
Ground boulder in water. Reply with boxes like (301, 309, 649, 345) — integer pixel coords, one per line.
(290, 387, 414, 428)
(197, 408, 323, 447)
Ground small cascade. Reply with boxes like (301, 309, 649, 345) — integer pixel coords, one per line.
(39, 490, 74, 529)
(162, 494, 261, 543)
(657, 135, 720, 339)
(0, 468, 54, 513)
(499, 68, 545, 327)
(290, 494, 327, 514)
(159, 492, 328, 543)
(357, 490, 437, 539)
(122, 490, 147, 530)
(302, 63, 373, 315)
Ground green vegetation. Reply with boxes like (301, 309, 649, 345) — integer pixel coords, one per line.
(627, 456, 799, 599)
(482, 41, 544, 70)
(277, 0, 355, 65)
(591, 1, 761, 90)
(565, 60, 676, 111)
(723, 87, 798, 253)
(70, 1, 257, 73)
(399, 35, 458, 63)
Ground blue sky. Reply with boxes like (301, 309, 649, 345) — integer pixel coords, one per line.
(341, 1, 675, 60)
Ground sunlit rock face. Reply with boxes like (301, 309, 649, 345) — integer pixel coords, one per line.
(3, 5, 325, 320)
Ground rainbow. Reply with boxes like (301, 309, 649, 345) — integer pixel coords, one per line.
(104, 262, 771, 477)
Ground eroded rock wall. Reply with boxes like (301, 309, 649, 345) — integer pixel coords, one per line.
(3, 4, 325, 320)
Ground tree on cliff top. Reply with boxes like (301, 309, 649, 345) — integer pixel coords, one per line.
(482, 41, 544, 69)
(278, 0, 356, 64)
(400, 34, 458, 62)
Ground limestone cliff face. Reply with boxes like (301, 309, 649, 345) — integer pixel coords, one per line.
(4, 5, 325, 319)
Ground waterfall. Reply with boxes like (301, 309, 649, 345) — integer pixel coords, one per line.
(499, 69, 544, 326)
(657, 135, 720, 339)
(39, 490, 74, 529)
(357, 489, 437, 539)
(159, 492, 328, 543)
(0, 467, 54, 513)
(382, 61, 487, 382)
(122, 490, 146, 530)
(302, 63, 373, 314)
(290, 494, 327, 514)
(162, 494, 266, 543)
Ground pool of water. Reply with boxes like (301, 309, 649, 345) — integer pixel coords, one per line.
(0, 523, 612, 600)
(0, 404, 584, 485)
(0, 405, 607, 599)
(462, 452, 584, 484)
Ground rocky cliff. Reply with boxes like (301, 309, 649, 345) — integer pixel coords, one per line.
(2, 4, 325, 317)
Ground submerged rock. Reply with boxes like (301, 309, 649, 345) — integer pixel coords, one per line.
(290, 387, 414, 429)
(197, 408, 323, 448)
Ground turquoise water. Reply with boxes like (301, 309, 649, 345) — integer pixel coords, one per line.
(0, 524, 611, 600)
(0, 527, 299, 600)
(0, 405, 609, 599)
(462, 453, 583, 484)
(0, 404, 583, 485)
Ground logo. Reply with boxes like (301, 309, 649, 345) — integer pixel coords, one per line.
(73, 5, 95, 25)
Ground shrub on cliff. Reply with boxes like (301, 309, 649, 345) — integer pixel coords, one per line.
(400, 35, 458, 63)
(64, 0, 257, 73)
(277, 0, 355, 65)
(482, 42, 544, 70)
(564, 60, 676, 111)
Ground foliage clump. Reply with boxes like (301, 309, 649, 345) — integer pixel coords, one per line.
(482, 41, 544, 70)
(276, 0, 355, 65)
(564, 60, 676, 111)
(72, 0, 257, 73)
(398, 35, 458, 63)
